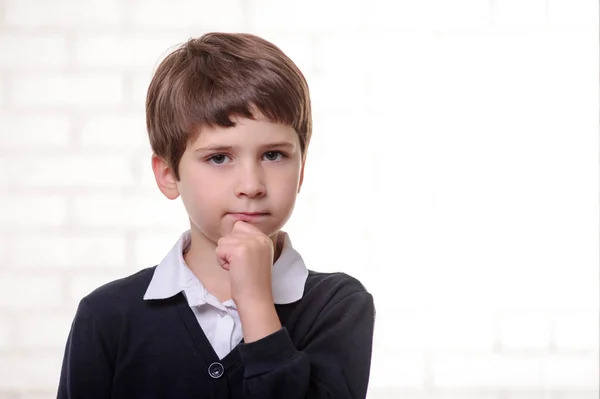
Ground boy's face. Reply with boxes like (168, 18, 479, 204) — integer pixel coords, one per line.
(153, 112, 304, 243)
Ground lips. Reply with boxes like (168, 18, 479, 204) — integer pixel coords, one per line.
(233, 212, 268, 215)
(227, 212, 269, 221)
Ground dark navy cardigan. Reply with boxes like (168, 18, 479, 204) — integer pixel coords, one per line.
(57, 267, 375, 398)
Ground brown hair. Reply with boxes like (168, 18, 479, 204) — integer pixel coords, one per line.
(146, 32, 312, 180)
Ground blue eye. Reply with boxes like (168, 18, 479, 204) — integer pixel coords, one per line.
(208, 154, 231, 165)
(263, 151, 285, 161)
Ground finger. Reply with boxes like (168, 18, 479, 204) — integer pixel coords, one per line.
(215, 245, 231, 270)
(232, 220, 262, 234)
(217, 234, 250, 250)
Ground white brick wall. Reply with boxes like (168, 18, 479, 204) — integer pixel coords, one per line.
(11, 74, 124, 108)
(0, 274, 63, 310)
(11, 233, 127, 269)
(73, 35, 184, 70)
(554, 310, 600, 351)
(0, 78, 5, 107)
(0, 1, 598, 398)
(129, 0, 244, 31)
(79, 113, 149, 149)
(4, 0, 123, 28)
(0, 196, 67, 228)
(0, 35, 68, 69)
(0, 114, 71, 149)
(0, 315, 12, 352)
(5, 154, 136, 188)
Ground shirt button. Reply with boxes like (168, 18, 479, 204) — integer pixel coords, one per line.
(208, 362, 224, 379)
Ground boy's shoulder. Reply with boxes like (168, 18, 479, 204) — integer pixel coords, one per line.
(81, 266, 157, 312)
(304, 270, 371, 304)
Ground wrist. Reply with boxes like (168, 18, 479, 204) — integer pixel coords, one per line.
(233, 293, 274, 311)
(236, 299, 282, 343)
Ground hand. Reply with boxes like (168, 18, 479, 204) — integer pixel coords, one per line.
(216, 221, 275, 306)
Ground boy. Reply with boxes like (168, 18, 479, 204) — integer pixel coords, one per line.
(57, 32, 375, 399)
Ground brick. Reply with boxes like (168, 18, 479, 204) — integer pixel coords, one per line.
(309, 70, 367, 113)
(133, 231, 187, 268)
(7, 154, 135, 189)
(131, 75, 152, 109)
(4, 0, 123, 28)
(504, 394, 562, 399)
(242, 32, 315, 74)
(492, 0, 546, 26)
(366, 0, 489, 30)
(543, 276, 599, 312)
(15, 313, 74, 350)
(19, 393, 62, 399)
(0, 114, 71, 149)
(15, 393, 56, 399)
(249, 0, 365, 31)
(429, 311, 496, 351)
(0, 237, 8, 266)
(0, 353, 62, 390)
(275, 35, 316, 74)
(289, 223, 370, 280)
(409, 393, 502, 399)
(72, 193, 189, 229)
(0, 274, 63, 310)
(374, 307, 495, 352)
(0, 155, 8, 188)
(554, 310, 600, 351)
(500, 312, 552, 350)
(12, 74, 123, 108)
(365, 225, 498, 311)
(137, 153, 158, 189)
(364, 33, 438, 112)
(315, 34, 369, 76)
(130, 0, 243, 30)
(80, 113, 149, 149)
(365, 388, 407, 399)
(432, 354, 544, 388)
(545, 354, 599, 389)
(0, 78, 5, 106)
(0, 35, 68, 69)
(369, 348, 425, 389)
(557, 393, 600, 399)
(0, 316, 11, 352)
(13, 233, 127, 269)
(547, 0, 598, 28)
(74, 34, 182, 69)
(0, 196, 67, 228)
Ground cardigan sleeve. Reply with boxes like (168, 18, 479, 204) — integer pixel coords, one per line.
(238, 291, 375, 399)
(57, 299, 114, 399)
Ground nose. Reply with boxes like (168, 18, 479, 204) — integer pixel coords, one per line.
(234, 162, 266, 198)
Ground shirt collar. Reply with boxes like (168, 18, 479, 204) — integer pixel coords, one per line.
(143, 230, 308, 305)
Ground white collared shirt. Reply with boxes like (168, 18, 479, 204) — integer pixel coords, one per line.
(143, 230, 309, 359)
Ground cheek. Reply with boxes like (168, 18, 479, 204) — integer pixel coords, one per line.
(271, 170, 301, 204)
(179, 170, 222, 210)
(186, 183, 221, 210)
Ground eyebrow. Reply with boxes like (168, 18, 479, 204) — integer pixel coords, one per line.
(195, 142, 296, 153)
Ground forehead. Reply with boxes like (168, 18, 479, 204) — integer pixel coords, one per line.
(190, 114, 299, 147)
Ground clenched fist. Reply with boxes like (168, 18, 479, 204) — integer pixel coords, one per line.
(216, 221, 275, 307)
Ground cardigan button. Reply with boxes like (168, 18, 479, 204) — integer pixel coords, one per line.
(208, 362, 225, 379)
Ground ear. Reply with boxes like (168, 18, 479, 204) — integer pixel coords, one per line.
(152, 154, 180, 200)
(297, 160, 305, 194)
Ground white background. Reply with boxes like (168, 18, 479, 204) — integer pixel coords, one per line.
(0, 0, 598, 398)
